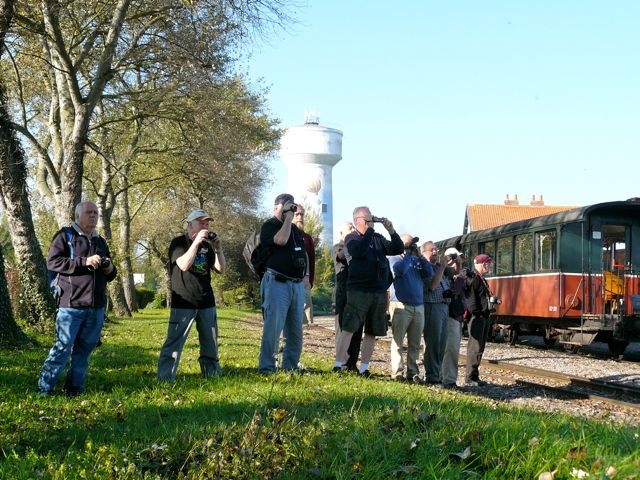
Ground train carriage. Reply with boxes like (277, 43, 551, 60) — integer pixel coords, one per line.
(435, 199, 640, 355)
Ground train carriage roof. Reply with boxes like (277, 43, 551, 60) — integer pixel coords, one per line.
(437, 199, 640, 246)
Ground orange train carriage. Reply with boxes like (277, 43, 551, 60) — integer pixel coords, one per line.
(435, 199, 640, 355)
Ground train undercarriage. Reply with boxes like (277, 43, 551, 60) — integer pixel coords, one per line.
(490, 314, 640, 356)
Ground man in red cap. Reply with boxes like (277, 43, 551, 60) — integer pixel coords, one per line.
(464, 253, 495, 387)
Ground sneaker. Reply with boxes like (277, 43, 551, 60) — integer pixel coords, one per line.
(464, 379, 487, 387)
(411, 374, 424, 385)
(442, 383, 458, 390)
(392, 375, 407, 383)
(358, 369, 372, 378)
(332, 366, 345, 373)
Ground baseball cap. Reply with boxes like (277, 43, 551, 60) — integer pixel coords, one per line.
(186, 209, 212, 222)
(474, 254, 492, 264)
(444, 247, 463, 257)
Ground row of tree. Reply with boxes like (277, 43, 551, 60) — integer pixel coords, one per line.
(0, 0, 298, 344)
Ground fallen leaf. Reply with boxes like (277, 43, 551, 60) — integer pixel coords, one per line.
(604, 465, 617, 478)
(568, 446, 587, 460)
(538, 469, 556, 480)
(529, 437, 540, 446)
(449, 446, 471, 460)
(410, 438, 420, 450)
(570, 467, 589, 478)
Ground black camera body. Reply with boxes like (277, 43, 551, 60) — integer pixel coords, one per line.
(207, 232, 218, 241)
(100, 257, 112, 268)
(286, 203, 298, 213)
(442, 289, 454, 299)
(371, 215, 384, 223)
(446, 253, 458, 261)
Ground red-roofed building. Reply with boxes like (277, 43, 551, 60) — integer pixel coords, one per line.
(463, 194, 577, 234)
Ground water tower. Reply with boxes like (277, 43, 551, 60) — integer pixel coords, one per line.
(280, 114, 343, 247)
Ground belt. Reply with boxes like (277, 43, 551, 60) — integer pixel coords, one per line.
(267, 269, 303, 283)
(426, 301, 450, 304)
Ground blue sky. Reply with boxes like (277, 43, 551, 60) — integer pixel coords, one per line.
(244, 1, 639, 245)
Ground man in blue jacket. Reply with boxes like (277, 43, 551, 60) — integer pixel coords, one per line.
(333, 206, 404, 376)
(389, 234, 433, 383)
(37, 201, 117, 396)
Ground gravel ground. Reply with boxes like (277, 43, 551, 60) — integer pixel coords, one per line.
(302, 316, 640, 427)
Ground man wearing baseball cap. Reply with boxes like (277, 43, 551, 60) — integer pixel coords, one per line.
(157, 208, 225, 381)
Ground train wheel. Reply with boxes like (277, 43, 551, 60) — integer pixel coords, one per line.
(542, 336, 557, 347)
(607, 339, 629, 356)
(503, 325, 519, 346)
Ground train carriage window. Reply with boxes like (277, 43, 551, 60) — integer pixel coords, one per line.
(496, 237, 513, 275)
(515, 234, 533, 273)
(535, 229, 557, 271)
(478, 242, 496, 275)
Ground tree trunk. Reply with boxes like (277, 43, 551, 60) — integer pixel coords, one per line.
(0, 244, 28, 345)
(119, 185, 138, 312)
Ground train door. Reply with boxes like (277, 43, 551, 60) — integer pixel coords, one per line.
(600, 223, 630, 354)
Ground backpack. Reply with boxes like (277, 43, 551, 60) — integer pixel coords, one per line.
(48, 227, 74, 306)
(243, 231, 270, 280)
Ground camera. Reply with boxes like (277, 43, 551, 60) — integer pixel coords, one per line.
(100, 257, 112, 268)
(371, 215, 384, 223)
(207, 232, 218, 241)
(294, 257, 306, 269)
(446, 253, 458, 261)
(286, 203, 298, 213)
(442, 289, 454, 299)
(461, 267, 475, 279)
(488, 295, 502, 312)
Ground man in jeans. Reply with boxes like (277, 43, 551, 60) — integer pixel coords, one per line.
(37, 201, 117, 396)
(258, 193, 308, 374)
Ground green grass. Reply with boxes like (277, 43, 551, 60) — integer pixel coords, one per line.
(1, 308, 638, 479)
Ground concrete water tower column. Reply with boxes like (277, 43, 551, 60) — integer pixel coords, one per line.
(280, 114, 343, 248)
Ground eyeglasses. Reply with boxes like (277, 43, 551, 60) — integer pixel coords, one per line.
(356, 216, 372, 222)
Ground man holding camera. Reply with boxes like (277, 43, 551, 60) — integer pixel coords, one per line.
(388, 234, 433, 382)
(333, 206, 404, 376)
(37, 201, 117, 396)
(421, 240, 455, 385)
(464, 254, 495, 387)
(157, 208, 226, 381)
(258, 193, 308, 374)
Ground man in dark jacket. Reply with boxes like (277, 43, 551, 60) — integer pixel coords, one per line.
(332, 221, 360, 370)
(333, 206, 403, 376)
(464, 254, 494, 387)
(37, 201, 117, 396)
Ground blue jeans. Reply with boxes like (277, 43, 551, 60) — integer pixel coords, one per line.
(157, 307, 221, 381)
(37, 307, 105, 394)
(258, 271, 304, 373)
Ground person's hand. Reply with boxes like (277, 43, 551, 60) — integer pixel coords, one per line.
(86, 254, 102, 270)
(192, 229, 209, 245)
(282, 201, 296, 222)
(382, 217, 395, 234)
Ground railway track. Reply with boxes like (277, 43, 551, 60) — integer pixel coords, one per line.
(465, 355, 640, 411)
(310, 316, 640, 413)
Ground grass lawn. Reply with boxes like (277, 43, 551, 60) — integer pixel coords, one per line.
(1, 308, 638, 479)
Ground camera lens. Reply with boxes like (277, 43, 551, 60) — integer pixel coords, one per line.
(207, 232, 217, 241)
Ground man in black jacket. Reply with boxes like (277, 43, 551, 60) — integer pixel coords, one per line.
(37, 201, 117, 396)
(332, 206, 403, 376)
